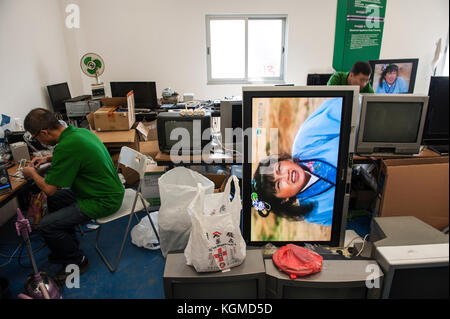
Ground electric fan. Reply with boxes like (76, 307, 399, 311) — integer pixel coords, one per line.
(80, 52, 106, 99)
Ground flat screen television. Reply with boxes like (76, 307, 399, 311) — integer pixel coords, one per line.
(110, 81, 158, 108)
(47, 82, 71, 113)
(369, 58, 419, 94)
(242, 86, 359, 248)
(0, 164, 12, 196)
(422, 76, 449, 154)
(356, 94, 429, 156)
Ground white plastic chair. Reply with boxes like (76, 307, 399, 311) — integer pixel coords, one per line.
(95, 146, 160, 272)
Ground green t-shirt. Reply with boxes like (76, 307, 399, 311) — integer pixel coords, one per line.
(327, 71, 374, 93)
(45, 126, 125, 219)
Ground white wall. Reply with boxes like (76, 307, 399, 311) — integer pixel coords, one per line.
(72, 0, 449, 99)
(381, 0, 449, 93)
(1, 0, 448, 120)
(0, 0, 75, 121)
(70, 0, 340, 101)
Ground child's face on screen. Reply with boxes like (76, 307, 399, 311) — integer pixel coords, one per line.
(385, 71, 398, 85)
(272, 160, 309, 199)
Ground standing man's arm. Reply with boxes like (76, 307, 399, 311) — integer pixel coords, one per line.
(327, 72, 341, 86)
(365, 82, 375, 93)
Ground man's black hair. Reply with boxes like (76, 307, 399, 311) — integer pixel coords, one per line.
(350, 61, 372, 76)
(253, 154, 316, 220)
(24, 108, 62, 136)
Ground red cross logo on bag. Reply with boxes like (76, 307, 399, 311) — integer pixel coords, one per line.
(214, 248, 228, 268)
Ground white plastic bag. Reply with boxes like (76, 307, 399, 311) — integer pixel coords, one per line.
(158, 167, 215, 257)
(130, 211, 160, 250)
(184, 175, 246, 272)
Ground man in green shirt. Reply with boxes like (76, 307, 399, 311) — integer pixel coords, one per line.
(22, 108, 124, 282)
(327, 61, 374, 93)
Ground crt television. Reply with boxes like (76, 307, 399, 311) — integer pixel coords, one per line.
(156, 111, 211, 155)
(47, 82, 71, 113)
(220, 99, 242, 151)
(370, 216, 449, 299)
(369, 58, 419, 94)
(163, 249, 266, 299)
(265, 259, 383, 299)
(242, 85, 359, 248)
(306, 73, 333, 86)
(422, 76, 449, 154)
(110, 81, 158, 108)
(356, 94, 429, 156)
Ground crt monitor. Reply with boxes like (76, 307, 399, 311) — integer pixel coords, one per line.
(163, 250, 266, 299)
(422, 76, 449, 149)
(242, 85, 359, 248)
(47, 82, 71, 113)
(156, 111, 211, 155)
(306, 73, 333, 86)
(110, 81, 158, 108)
(356, 94, 429, 156)
(265, 259, 383, 299)
(370, 216, 449, 299)
(220, 99, 242, 150)
(369, 58, 419, 94)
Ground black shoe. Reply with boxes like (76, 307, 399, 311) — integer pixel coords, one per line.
(52, 256, 90, 284)
(48, 253, 66, 265)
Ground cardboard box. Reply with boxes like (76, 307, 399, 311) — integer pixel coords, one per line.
(89, 92, 136, 131)
(136, 120, 158, 141)
(139, 140, 160, 160)
(110, 152, 139, 186)
(142, 164, 167, 208)
(94, 129, 138, 152)
(376, 156, 449, 231)
(202, 173, 228, 193)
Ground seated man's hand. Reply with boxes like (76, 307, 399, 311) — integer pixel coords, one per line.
(31, 156, 48, 168)
(22, 166, 37, 179)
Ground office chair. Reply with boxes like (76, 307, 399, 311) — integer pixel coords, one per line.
(95, 146, 160, 272)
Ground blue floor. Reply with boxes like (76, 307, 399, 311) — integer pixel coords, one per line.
(0, 212, 165, 299)
(1, 211, 372, 299)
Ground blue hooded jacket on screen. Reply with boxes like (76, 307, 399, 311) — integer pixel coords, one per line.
(291, 98, 342, 226)
(376, 77, 409, 93)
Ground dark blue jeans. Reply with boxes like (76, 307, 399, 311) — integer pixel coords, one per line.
(38, 189, 91, 265)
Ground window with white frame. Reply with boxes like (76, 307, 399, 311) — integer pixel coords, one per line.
(206, 15, 287, 84)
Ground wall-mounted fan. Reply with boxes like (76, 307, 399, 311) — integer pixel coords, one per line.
(80, 52, 105, 99)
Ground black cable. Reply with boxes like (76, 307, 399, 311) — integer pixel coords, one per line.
(0, 242, 23, 268)
(74, 228, 97, 234)
(17, 238, 48, 269)
(0, 233, 46, 259)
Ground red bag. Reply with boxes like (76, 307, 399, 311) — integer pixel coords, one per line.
(272, 244, 323, 279)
